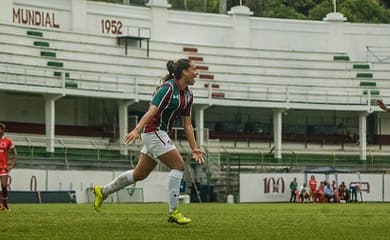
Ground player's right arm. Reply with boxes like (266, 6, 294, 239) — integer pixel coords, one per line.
(8, 146, 17, 170)
(376, 99, 389, 112)
(124, 105, 159, 144)
(124, 84, 171, 144)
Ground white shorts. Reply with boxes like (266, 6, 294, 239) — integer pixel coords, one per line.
(140, 130, 176, 161)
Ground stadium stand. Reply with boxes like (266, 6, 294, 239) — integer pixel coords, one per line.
(2, 1, 390, 202)
(1, 22, 382, 107)
(1, 22, 389, 152)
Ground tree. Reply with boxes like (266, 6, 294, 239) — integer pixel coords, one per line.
(379, 0, 390, 7)
(308, 0, 333, 20)
(339, 0, 390, 23)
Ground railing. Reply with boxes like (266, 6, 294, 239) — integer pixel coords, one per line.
(0, 62, 378, 109)
(366, 46, 390, 62)
(219, 150, 390, 172)
(9, 127, 209, 169)
(123, 25, 151, 39)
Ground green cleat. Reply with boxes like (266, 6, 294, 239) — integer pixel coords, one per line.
(168, 209, 191, 225)
(93, 186, 104, 212)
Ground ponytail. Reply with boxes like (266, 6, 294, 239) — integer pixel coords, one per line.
(161, 59, 191, 83)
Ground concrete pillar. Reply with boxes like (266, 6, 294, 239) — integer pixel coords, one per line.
(227, 5, 253, 48)
(71, 0, 88, 33)
(146, 0, 171, 41)
(118, 100, 136, 155)
(323, 12, 347, 53)
(0, 0, 12, 24)
(359, 111, 367, 161)
(194, 105, 210, 147)
(273, 109, 283, 159)
(44, 94, 63, 153)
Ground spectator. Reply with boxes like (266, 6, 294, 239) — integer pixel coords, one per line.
(331, 180, 339, 202)
(350, 183, 358, 202)
(313, 181, 325, 203)
(289, 177, 298, 203)
(309, 175, 317, 202)
(0, 122, 17, 211)
(338, 181, 348, 202)
(299, 183, 310, 203)
(324, 182, 335, 202)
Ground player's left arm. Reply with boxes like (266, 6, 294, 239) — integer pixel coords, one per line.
(9, 146, 17, 170)
(183, 115, 205, 164)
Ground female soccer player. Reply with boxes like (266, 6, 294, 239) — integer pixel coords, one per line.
(0, 122, 17, 211)
(93, 59, 205, 225)
(376, 99, 390, 112)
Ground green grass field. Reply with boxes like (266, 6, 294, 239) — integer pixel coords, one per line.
(1, 203, 389, 240)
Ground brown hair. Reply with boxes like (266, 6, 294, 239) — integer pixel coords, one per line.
(0, 122, 5, 130)
(161, 58, 191, 82)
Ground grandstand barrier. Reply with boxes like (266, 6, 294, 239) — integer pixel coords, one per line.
(7, 190, 76, 203)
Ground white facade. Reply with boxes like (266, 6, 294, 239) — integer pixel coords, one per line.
(0, 0, 388, 61)
(1, 0, 390, 158)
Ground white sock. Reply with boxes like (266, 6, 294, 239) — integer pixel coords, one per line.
(168, 169, 184, 213)
(102, 170, 134, 197)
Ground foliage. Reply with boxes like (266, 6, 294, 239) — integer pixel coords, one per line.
(2, 203, 390, 240)
(339, 0, 390, 23)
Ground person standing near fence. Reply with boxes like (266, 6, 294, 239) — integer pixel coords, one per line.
(289, 177, 298, 203)
(0, 122, 17, 211)
(93, 59, 205, 225)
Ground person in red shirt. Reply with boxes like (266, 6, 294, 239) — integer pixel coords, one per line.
(0, 122, 17, 211)
(309, 175, 317, 202)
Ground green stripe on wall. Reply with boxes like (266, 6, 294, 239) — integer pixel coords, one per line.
(34, 41, 49, 47)
(53, 71, 62, 77)
(65, 81, 78, 88)
(27, 30, 43, 37)
(357, 73, 373, 78)
(363, 90, 379, 95)
(47, 61, 63, 67)
(353, 64, 370, 69)
(41, 51, 56, 57)
(360, 82, 376, 87)
(333, 56, 350, 61)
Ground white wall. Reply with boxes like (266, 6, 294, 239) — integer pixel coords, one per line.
(3, 0, 390, 62)
(240, 173, 389, 202)
(9, 169, 169, 203)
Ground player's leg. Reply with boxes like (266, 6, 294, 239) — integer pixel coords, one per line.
(158, 150, 191, 225)
(93, 153, 156, 211)
(0, 174, 9, 210)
